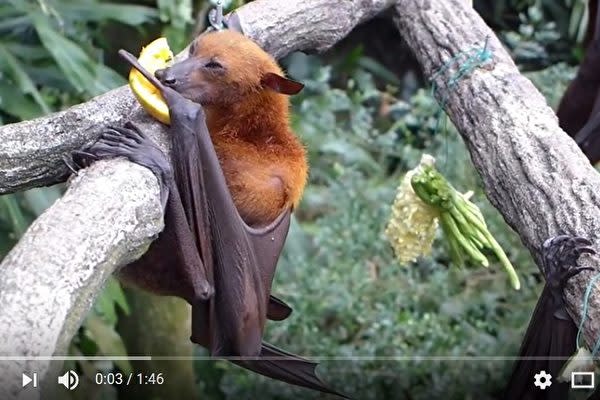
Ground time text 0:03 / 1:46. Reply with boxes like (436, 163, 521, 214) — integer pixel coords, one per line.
(95, 372, 165, 385)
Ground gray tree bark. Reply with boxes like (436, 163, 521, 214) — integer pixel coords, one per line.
(394, 0, 600, 348)
(0, 1, 396, 399)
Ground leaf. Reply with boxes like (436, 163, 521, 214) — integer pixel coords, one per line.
(0, 16, 28, 34)
(55, 3, 159, 26)
(357, 56, 401, 86)
(107, 279, 130, 316)
(0, 225, 16, 258)
(94, 278, 130, 325)
(320, 138, 380, 172)
(22, 186, 63, 216)
(84, 315, 133, 374)
(31, 12, 125, 96)
(23, 64, 74, 90)
(157, 0, 193, 25)
(0, 195, 30, 238)
(0, 43, 50, 114)
(3, 42, 49, 62)
(0, 81, 43, 120)
(157, 0, 193, 52)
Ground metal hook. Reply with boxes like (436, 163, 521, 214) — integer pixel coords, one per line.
(209, 0, 224, 31)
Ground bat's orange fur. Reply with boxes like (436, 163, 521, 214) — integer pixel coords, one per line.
(189, 30, 308, 226)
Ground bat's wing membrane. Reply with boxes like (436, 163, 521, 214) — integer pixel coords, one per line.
(267, 295, 293, 321)
(246, 208, 294, 321)
(575, 111, 600, 163)
(504, 286, 576, 400)
(234, 342, 349, 398)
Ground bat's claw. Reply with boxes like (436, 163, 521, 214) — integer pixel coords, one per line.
(542, 235, 597, 289)
(64, 152, 90, 174)
(73, 122, 173, 209)
(542, 235, 597, 320)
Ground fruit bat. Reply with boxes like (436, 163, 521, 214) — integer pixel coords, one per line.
(503, 235, 596, 399)
(72, 49, 346, 398)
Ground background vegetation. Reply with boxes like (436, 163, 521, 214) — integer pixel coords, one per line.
(0, 0, 591, 399)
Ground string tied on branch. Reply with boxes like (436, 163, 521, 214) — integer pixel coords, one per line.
(560, 272, 600, 380)
(576, 272, 600, 358)
(430, 37, 493, 136)
(431, 36, 492, 106)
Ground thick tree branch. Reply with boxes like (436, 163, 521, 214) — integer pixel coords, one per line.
(394, 0, 600, 350)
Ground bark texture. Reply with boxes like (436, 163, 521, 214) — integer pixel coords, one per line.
(394, 0, 600, 349)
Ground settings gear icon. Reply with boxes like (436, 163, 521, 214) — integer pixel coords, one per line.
(534, 370, 552, 390)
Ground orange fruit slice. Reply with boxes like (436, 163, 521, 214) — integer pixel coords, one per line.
(128, 37, 173, 125)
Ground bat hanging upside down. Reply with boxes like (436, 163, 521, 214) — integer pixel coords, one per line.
(72, 29, 346, 398)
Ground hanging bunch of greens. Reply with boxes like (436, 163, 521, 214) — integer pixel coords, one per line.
(385, 155, 520, 290)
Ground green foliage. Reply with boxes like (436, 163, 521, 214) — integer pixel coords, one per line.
(157, 0, 194, 52)
(526, 62, 576, 108)
(477, 0, 590, 68)
(0, 0, 158, 121)
(0, 186, 63, 258)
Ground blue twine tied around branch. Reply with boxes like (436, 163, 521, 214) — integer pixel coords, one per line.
(431, 36, 493, 109)
(576, 272, 600, 358)
(429, 36, 493, 163)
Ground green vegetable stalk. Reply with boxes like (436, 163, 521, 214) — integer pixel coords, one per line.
(385, 155, 520, 290)
(410, 156, 520, 290)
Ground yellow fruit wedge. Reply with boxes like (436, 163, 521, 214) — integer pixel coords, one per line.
(128, 37, 173, 125)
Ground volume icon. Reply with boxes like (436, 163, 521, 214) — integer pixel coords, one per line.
(57, 370, 79, 390)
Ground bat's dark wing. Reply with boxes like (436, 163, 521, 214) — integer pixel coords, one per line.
(165, 92, 292, 355)
(503, 285, 576, 400)
(233, 342, 349, 399)
(267, 295, 293, 321)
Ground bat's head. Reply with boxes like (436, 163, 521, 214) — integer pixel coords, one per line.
(154, 30, 304, 106)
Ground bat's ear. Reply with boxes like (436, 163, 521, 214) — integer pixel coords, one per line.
(261, 72, 304, 95)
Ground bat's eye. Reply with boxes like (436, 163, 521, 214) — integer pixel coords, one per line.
(204, 60, 223, 69)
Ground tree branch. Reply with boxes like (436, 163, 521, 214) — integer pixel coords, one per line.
(394, 0, 600, 350)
